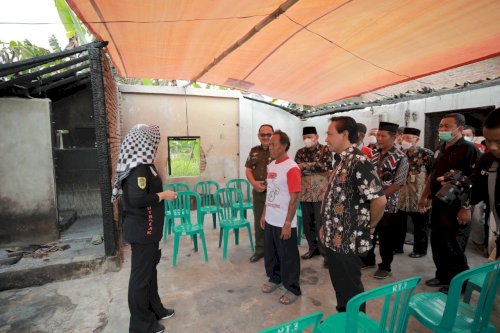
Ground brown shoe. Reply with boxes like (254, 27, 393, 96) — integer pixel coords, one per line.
(250, 253, 264, 262)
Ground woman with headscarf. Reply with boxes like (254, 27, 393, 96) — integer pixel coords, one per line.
(112, 124, 176, 333)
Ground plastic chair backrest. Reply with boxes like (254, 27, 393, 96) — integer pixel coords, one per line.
(175, 191, 202, 225)
(346, 276, 421, 333)
(440, 261, 500, 332)
(257, 311, 323, 333)
(194, 180, 220, 207)
(215, 188, 242, 220)
(226, 178, 251, 203)
(164, 182, 191, 212)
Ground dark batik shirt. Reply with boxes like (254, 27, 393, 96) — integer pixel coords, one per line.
(368, 146, 409, 213)
(245, 145, 272, 182)
(321, 146, 384, 254)
(398, 146, 434, 212)
(294, 143, 334, 202)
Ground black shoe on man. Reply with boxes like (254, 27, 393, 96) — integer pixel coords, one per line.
(250, 253, 264, 262)
(301, 248, 320, 260)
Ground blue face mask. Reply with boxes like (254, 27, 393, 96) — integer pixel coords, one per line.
(438, 131, 454, 142)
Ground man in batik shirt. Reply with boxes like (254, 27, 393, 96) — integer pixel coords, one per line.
(362, 121, 409, 279)
(396, 127, 434, 258)
(294, 126, 333, 265)
(320, 116, 386, 312)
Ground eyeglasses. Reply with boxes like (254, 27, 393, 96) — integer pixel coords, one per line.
(259, 133, 273, 138)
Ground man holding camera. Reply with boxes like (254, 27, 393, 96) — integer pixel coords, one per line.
(419, 113, 480, 293)
(460, 108, 500, 261)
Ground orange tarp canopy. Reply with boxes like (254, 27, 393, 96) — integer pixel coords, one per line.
(68, 0, 500, 106)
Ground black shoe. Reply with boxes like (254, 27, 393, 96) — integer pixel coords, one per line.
(360, 263, 376, 270)
(250, 253, 264, 262)
(393, 249, 404, 254)
(160, 308, 175, 320)
(301, 249, 320, 260)
(438, 285, 450, 294)
(425, 278, 447, 287)
(408, 252, 426, 258)
(154, 323, 165, 333)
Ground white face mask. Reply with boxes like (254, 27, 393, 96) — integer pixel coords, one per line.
(368, 135, 377, 145)
(304, 138, 315, 148)
(463, 136, 473, 142)
(401, 140, 413, 150)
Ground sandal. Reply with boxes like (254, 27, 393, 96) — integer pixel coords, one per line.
(279, 290, 299, 305)
(261, 282, 282, 293)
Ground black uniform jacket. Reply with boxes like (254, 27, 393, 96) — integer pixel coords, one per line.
(122, 164, 164, 244)
(471, 152, 500, 214)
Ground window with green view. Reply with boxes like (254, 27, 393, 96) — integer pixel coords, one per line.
(167, 136, 201, 177)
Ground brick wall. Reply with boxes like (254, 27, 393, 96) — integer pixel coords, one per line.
(361, 56, 500, 102)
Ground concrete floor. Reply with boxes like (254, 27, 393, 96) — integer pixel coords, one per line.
(0, 211, 498, 333)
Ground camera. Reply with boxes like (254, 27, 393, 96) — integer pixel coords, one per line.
(435, 170, 472, 205)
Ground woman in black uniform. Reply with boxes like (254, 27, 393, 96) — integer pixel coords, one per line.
(112, 124, 177, 333)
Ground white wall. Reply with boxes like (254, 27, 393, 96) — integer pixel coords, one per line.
(239, 97, 303, 177)
(304, 84, 500, 146)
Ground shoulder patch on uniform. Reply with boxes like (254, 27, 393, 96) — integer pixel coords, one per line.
(137, 177, 147, 190)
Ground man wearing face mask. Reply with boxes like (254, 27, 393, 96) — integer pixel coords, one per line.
(419, 113, 480, 293)
(367, 128, 378, 150)
(463, 125, 485, 153)
(396, 128, 434, 258)
(294, 126, 334, 266)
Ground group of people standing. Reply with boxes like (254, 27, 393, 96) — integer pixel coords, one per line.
(112, 107, 500, 332)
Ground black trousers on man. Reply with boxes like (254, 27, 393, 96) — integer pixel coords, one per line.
(264, 222, 301, 296)
(326, 249, 365, 312)
(129, 243, 166, 333)
(361, 212, 397, 271)
(301, 201, 325, 256)
(430, 199, 471, 285)
(396, 210, 429, 255)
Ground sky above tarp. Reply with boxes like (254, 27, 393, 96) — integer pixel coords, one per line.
(67, 0, 500, 106)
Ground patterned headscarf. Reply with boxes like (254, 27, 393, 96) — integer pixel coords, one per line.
(111, 124, 161, 202)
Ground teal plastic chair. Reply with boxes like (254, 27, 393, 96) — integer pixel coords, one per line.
(215, 188, 254, 260)
(316, 276, 422, 333)
(194, 180, 220, 229)
(171, 191, 208, 267)
(257, 311, 323, 333)
(163, 182, 190, 240)
(409, 261, 500, 333)
(226, 178, 253, 218)
(296, 201, 303, 246)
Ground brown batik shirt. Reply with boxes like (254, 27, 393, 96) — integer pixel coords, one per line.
(398, 146, 434, 212)
(321, 146, 384, 255)
(294, 143, 333, 202)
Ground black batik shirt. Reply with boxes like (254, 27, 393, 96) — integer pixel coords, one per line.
(321, 146, 384, 255)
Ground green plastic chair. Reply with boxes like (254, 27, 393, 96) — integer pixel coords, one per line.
(215, 188, 254, 260)
(171, 191, 208, 267)
(409, 261, 500, 333)
(296, 201, 303, 246)
(163, 182, 190, 240)
(194, 180, 220, 229)
(257, 311, 323, 333)
(316, 276, 422, 333)
(226, 178, 253, 218)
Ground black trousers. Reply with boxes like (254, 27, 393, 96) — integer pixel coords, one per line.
(430, 199, 471, 284)
(361, 212, 397, 271)
(326, 249, 365, 312)
(252, 190, 267, 256)
(129, 243, 166, 333)
(301, 201, 325, 256)
(264, 222, 301, 296)
(396, 210, 429, 254)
